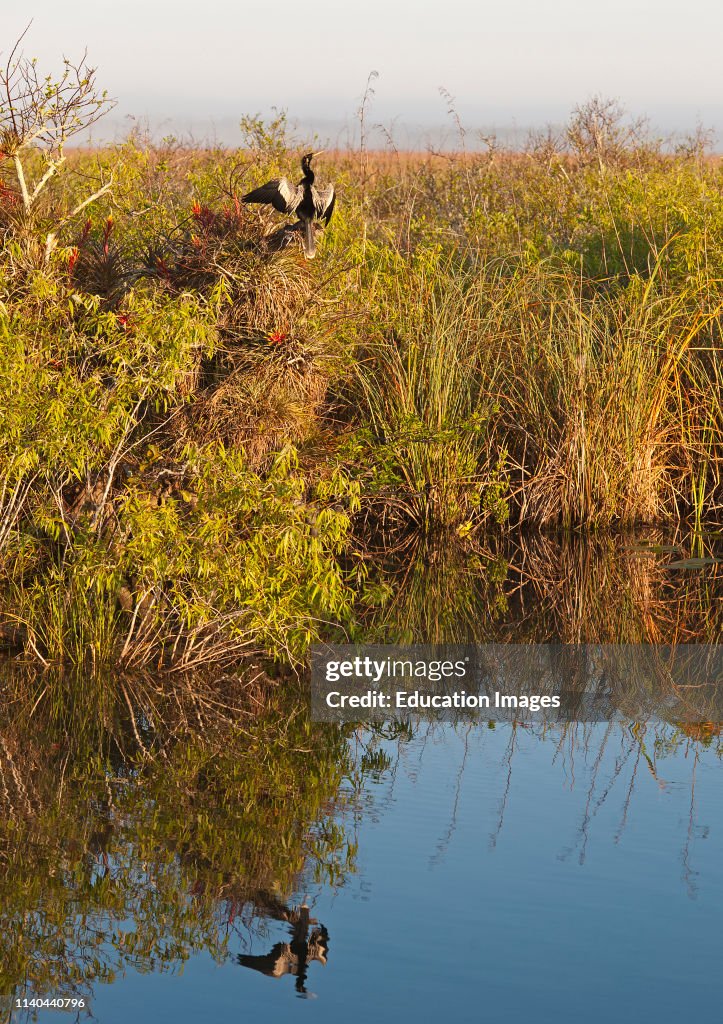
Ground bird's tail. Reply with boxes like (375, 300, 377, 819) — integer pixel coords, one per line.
(301, 219, 316, 259)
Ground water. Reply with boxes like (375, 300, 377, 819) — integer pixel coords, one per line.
(5, 720, 721, 1023)
(2, 531, 722, 1023)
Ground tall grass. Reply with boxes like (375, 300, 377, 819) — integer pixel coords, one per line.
(350, 252, 502, 532)
(483, 260, 722, 526)
(347, 249, 721, 532)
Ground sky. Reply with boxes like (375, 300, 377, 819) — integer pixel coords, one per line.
(3, 2, 722, 146)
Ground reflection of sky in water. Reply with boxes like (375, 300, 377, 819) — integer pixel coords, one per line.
(44, 722, 721, 1024)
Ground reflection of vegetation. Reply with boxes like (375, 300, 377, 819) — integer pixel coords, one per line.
(0, 653, 720, 1018)
(532, 719, 721, 888)
(0, 666, 356, 1022)
(362, 717, 721, 898)
(362, 536, 508, 643)
(363, 529, 721, 644)
(500, 529, 722, 643)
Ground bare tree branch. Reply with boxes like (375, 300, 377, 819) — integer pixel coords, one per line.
(60, 173, 114, 226)
(0, 29, 115, 220)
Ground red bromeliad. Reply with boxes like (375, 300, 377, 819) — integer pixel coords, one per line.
(156, 256, 171, 281)
(79, 217, 93, 244)
(102, 215, 114, 256)
(191, 200, 216, 231)
(0, 181, 19, 207)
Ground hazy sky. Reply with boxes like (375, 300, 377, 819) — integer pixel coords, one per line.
(3, 2, 722, 144)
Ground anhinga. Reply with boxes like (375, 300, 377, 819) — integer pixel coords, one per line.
(236, 902, 329, 996)
(242, 152, 335, 259)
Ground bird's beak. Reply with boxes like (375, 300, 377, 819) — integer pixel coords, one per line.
(312, 149, 326, 157)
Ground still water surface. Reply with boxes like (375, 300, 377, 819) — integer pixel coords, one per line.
(4, 531, 722, 1023)
(20, 720, 723, 1024)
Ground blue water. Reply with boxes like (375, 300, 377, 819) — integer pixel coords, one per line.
(31, 722, 721, 1024)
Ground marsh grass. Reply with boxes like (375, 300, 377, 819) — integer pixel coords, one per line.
(0, 109, 722, 669)
(349, 253, 500, 533)
(347, 249, 722, 532)
(480, 261, 723, 526)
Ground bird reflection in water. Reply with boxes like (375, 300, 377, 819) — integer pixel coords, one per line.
(237, 900, 329, 998)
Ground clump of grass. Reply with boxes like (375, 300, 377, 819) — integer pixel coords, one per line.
(346, 249, 505, 534)
(185, 345, 330, 466)
(2, 444, 360, 671)
(341, 235, 720, 531)
(484, 259, 723, 526)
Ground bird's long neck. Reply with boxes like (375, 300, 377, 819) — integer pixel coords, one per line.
(302, 158, 315, 185)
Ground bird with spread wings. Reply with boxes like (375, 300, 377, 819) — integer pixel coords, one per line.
(242, 151, 335, 259)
